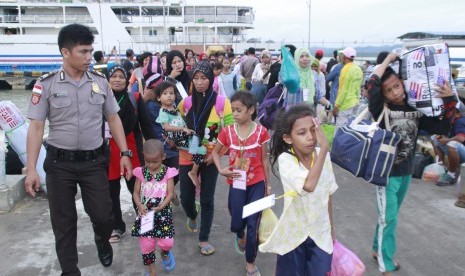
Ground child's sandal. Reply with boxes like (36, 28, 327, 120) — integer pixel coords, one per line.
(161, 250, 176, 271)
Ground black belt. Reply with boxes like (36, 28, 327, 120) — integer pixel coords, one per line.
(46, 144, 105, 162)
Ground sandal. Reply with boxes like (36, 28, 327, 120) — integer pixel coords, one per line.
(198, 243, 215, 256)
(161, 250, 176, 271)
(186, 218, 198, 233)
(109, 229, 125, 243)
(246, 265, 261, 276)
(234, 236, 245, 255)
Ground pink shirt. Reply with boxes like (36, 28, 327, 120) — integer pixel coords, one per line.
(133, 166, 178, 199)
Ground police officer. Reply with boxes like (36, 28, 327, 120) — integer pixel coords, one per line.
(25, 24, 132, 276)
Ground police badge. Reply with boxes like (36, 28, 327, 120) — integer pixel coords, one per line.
(92, 82, 100, 94)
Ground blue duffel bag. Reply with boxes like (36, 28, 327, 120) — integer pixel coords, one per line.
(331, 107, 401, 186)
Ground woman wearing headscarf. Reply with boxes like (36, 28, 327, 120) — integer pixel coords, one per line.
(294, 47, 317, 106)
(142, 56, 181, 205)
(251, 50, 272, 104)
(177, 61, 234, 256)
(106, 66, 155, 243)
(165, 50, 192, 99)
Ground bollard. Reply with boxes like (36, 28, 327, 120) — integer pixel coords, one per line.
(456, 164, 465, 208)
(0, 130, 6, 191)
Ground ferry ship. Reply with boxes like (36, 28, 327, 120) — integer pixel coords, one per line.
(0, 0, 254, 88)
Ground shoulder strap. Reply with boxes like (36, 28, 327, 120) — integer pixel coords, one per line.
(128, 92, 139, 114)
(228, 124, 233, 144)
(256, 124, 263, 144)
(215, 95, 226, 128)
(183, 95, 225, 125)
(183, 96, 192, 114)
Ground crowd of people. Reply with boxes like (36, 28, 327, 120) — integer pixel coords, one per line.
(24, 23, 464, 276)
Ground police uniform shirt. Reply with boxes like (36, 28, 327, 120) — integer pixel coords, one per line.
(27, 68, 119, 151)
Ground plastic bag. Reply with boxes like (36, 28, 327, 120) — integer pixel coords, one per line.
(280, 45, 300, 94)
(331, 240, 365, 276)
(422, 163, 446, 183)
(258, 208, 278, 244)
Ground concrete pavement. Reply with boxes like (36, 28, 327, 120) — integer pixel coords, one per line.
(1, 162, 464, 276)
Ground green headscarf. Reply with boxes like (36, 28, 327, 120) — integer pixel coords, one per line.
(294, 48, 316, 104)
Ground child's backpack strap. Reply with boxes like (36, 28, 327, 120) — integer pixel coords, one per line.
(215, 95, 226, 128)
(183, 96, 193, 115)
(183, 95, 225, 127)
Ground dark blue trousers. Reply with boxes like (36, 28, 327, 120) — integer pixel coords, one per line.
(228, 180, 265, 263)
(276, 237, 332, 276)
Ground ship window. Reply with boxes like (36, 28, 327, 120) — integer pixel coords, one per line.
(4, 28, 17, 35)
(149, 30, 157, 36)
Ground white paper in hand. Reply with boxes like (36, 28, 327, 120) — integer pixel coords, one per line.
(140, 210, 155, 234)
(242, 194, 276, 218)
(232, 170, 247, 190)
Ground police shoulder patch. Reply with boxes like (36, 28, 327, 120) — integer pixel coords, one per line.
(38, 70, 58, 81)
(89, 69, 106, 78)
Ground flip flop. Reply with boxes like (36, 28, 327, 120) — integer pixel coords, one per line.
(198, 243, 215, 256)
(109, 229, 125, 243)
(234, 235, 245, 255)
(186, 218, 198, 233)
(161, 250, 176, 271)
(246, 265, 261, 276)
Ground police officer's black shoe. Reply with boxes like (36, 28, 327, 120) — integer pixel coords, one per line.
(96, 240, 113, 267)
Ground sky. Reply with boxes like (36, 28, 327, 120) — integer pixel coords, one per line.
(211, 0, 465, 47)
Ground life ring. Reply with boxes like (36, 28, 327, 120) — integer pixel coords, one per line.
(0, 101, 47, 193)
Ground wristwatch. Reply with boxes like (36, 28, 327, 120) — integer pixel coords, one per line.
(120, 150, 133, 158)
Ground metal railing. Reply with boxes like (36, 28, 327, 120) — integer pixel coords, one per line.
(131, 34, 246, 44)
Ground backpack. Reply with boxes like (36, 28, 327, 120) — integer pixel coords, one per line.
(183, 94, 226, 128)
(258, 84, 287, 130)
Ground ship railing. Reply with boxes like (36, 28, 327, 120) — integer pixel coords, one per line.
(7, 0, 156, 3)
(183, 14, 253, 24)
(1, 14, 92, 24)
(116, 14, 182, 24)
(131, 34, 246, 44)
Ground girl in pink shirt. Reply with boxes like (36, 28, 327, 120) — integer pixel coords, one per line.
(131, 139, 178, 275)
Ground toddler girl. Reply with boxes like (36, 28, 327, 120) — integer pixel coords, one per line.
(212, 91, 270, 276)
(155, 81, 206, 186)
(259, 104, 337, 276)
(131, 139, 177, 275)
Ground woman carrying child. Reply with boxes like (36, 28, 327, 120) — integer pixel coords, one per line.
(154, 81, 206, 186)
(367, 52, 456, 276)
(260, 104, 337, 276)
(131, 139, 177, 276)
(212, 91, 270, 276)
